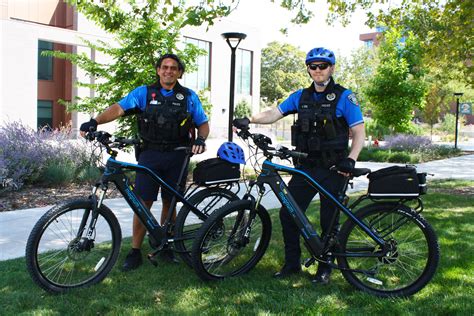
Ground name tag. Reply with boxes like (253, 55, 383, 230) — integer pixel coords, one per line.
(150, 100, 158, 105)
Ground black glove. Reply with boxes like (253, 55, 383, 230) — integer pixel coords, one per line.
(194, 136, 206, 148)
(232, 117, 250, 130)
(337, 157, 355, 173)
(80, 118, 98, 132)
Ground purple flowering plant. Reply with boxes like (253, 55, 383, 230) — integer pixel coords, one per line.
(383, 134, 432, 152)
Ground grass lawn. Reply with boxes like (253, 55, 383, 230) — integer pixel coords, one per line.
(0, 180, 473, 315)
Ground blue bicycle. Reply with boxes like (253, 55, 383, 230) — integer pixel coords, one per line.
(25, 131, 240, 293)
(191, 127, 439, 297)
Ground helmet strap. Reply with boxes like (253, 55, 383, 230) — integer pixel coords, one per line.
(314, 78, 331, 87)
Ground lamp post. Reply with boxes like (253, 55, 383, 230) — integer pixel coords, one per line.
(453, 92, 463, 149)
(222, 32, 247, 141)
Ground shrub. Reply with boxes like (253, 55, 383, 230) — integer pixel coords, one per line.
(364, 118, 391, 140)
(234, 99, 252, 118)
(0, 121, 98, 189)
(388, 152, 411, 163)
(383, 134, 432, 152)
(371, 150, 391, 162)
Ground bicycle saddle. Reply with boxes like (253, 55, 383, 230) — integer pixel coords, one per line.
(352, 168, 371, 177)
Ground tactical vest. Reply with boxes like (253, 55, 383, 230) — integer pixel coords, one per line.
(137, 82, 193, 150)
(291, 79, 349, 166)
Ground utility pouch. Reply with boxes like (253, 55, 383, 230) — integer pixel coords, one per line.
(301, 119, 310, 133)
(324, 119, 337, 139)
(291, 124, 298, 147)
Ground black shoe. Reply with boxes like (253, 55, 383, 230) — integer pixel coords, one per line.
(160, 246, 179, 264)
(273, 265, 302, 279)
(311, 263, 332, 285)
(122, 248, 143, 272)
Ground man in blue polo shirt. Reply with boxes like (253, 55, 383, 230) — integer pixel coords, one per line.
(233, 47, 365, 285)
(80, 53, 209, 271)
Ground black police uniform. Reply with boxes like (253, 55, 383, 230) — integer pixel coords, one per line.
(281, 79, 350, 269)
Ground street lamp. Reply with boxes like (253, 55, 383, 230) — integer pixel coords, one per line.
(453, 92, 463, 149)
(222, 32, 247, 141)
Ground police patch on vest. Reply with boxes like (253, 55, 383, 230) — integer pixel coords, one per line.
(348, 93, 359, 106)
(176, 93, 185, 100)
(326, 93, 336, 101)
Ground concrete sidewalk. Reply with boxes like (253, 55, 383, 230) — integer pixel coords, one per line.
(1, 154, 473, 261)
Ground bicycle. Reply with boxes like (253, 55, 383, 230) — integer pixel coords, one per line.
(25, 131, 240, 293)
(191, 127, 440, 298)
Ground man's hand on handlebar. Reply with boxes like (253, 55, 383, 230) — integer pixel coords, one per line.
(192, 136, 206, 154)
(79, 118, 98, 138)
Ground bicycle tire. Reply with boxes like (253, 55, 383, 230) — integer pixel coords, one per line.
(191, 199, 272, 281)
(337, 202, 439, 297)
(25, 199, 122, 294)
(174, 187, 239, 267)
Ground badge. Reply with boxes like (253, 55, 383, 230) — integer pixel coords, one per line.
(326, 93, 336, 101)
(348, 93, 359, 106)
(176, 93, 185, 100)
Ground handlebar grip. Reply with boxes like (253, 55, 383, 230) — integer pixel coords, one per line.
(290, 151, 308, 159)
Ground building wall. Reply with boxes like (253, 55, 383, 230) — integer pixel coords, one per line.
(0, 1, 261, 139)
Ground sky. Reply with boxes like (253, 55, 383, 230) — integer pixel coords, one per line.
(222, 0, 374, 58)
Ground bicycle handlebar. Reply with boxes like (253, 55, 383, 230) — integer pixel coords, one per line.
(235, 126, 308, 160)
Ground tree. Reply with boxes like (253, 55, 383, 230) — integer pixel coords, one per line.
(365, 28, 427, 133)
(335, 47, 377, 116)
(260, 41, 309, 104)
(51, 0, 235, 136)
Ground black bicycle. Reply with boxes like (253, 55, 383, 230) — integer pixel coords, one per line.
(191, 127, 439, 298)
(25, 131, 240, 293)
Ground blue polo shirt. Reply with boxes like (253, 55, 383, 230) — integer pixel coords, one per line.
(118, 85, 208, 126)
(277, 89, 364, 127)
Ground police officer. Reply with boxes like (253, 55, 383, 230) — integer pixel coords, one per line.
(233, 47, 365, 285)
(80, 53, 209, 271)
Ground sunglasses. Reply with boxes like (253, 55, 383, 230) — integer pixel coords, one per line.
(308, 63, 331, 71)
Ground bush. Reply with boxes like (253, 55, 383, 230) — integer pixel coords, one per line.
(234, 99, 252, 118)
(387, 152, 411, 163)
(383, 134, 432, 152)
(364, 118, 391, 140)
(0, 121, 98, 190)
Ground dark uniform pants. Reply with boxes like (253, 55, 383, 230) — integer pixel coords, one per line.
(280, 165, 346, 268)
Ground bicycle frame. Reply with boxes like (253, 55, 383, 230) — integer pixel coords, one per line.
(89, 155, 209, 249)
(250, 159, 386, 258)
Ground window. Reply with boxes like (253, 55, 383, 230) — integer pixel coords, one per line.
(38, 40, 54, 80)
(236, 49, 252, 95)
(37, 100, 53, 129)
(365, 40, 374, 49)
(183, 37, 211, 91)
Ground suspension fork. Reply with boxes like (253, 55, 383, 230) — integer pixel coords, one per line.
(77, 185, 108, 240)
(232, 182, 265, 241)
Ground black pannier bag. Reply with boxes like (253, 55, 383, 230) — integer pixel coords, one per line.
(368, 165, 427, 199)
(193, 158, 240, 185)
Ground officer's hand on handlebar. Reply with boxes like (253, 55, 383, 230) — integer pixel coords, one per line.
(336, 157, 355, 177)
(192, 136, 206, 154)
(232, 117, 250, 130)
(79, 118, 98, 138)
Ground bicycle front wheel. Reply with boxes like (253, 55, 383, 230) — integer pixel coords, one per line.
(25, 199, 122, 293)
(338, 203, 439, 297)
(191, 200, 271, 281)
(174, 187, 239, 267)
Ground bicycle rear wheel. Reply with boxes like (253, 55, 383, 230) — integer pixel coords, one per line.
(338, 203, 439, 297)
(25, 199, 122, 293)
(174, 187, 239, 267)
(191, 200, 271, 281)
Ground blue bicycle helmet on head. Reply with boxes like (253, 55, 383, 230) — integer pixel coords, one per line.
(217, 142, 245, 164)
(305, 47, 336, 65)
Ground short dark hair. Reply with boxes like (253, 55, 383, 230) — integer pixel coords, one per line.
(155, 53, 185, 73)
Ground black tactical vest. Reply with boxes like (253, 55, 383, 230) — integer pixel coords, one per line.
(137, 82, 193, 150)
(291, 78, 349, 166)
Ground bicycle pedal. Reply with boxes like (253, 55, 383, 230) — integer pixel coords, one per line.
(304, 257, 316, 268)
(147, 253, 159, 267)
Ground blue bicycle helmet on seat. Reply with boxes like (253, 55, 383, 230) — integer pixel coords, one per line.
(217, 142, 245, 164)
(305, 47, 336, 65)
